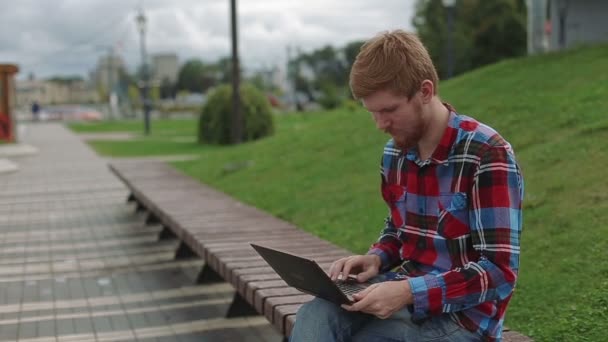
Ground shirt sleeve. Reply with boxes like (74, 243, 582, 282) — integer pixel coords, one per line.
(407, 144, 524, 318)
(367, 170, 404, 272)
(367, 215, 402, 272)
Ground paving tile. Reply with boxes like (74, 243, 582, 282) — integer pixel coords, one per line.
(0, 124, 279, 342)
(0, 323, 19, 340)
(18, 321, 39, 339)
(55, 318, 75, 335)
(38, 319, 57, 339)
(91, 316, 113, 332)
(109, 314, 131, 331)
(72, 317, 95, 334)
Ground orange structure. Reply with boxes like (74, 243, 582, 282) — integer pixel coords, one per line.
(0, 64, 19, 142)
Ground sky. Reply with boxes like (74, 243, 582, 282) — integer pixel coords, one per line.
(0, 0, 416, 80)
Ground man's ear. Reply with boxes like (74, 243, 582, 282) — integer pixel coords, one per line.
(419, 80, 434, 104)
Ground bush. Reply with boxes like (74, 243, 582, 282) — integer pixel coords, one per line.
(317, 83, 342, 110)
(198, 84, 275, 145)
(342, 99, 361, 112)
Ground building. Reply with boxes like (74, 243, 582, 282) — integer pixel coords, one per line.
(93, 53, 125, 94)
(151, 53, 179, 84)
(16, 79, 98, 107)
(527, 0, 608, 54)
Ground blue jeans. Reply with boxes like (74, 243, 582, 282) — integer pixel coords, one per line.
(290, 275, 480, 341)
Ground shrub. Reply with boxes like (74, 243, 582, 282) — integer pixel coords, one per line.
(198, 84, 275, 145)
(317, 83, 342, 110)
(342, 98, 361, 112)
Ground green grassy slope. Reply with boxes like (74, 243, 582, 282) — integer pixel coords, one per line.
(174, 45, 608, 341)
(71, 44, 608, 340)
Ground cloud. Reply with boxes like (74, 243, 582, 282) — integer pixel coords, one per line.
(0, 0, 415, 79)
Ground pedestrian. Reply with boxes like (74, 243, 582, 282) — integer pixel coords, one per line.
(31, 101, 40, 121)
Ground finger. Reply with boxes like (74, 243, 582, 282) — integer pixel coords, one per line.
(341, 304, 353, 311)
(356, 267, 376, 282)
(352, 283, 378, 301)
(341, 257, 358, 279)
(329, 258, 347, 281)
(345, 292, 373, 312)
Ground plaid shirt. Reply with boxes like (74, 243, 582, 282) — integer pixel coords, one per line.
(368, 105, 524, 341)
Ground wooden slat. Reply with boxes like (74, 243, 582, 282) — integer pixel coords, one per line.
(255, 287, 304, 313)
(265, 295, 313, 320)
(272, 304, 302, 335)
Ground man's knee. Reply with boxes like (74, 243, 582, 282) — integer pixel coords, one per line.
(296, 297, 341, 320)
(292, 298, 344, 341)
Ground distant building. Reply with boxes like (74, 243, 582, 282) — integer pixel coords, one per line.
(151, 53, 179, 84)
(93, 53, 125, 94)
(16, 79, 98, 107)
(527, 0, 608, 54)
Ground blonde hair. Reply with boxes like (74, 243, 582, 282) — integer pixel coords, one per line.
(349, 30, 439, 100)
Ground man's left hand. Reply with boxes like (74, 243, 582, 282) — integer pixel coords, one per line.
(341, 280, 413, 319)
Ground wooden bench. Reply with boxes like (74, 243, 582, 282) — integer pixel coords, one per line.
(109, 160, 532, 342)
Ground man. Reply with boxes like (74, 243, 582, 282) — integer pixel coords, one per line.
(290, 30, 524, 342)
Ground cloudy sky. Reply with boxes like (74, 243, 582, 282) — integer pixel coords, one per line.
(1, 0, 416, 80)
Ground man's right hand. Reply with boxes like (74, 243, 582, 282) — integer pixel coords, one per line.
(329, 254, 381, 283)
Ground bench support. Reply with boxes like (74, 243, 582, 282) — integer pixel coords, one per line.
(158, 226, 177, 240)
(175, 241, 197, 260)
(226, 292, 258, 318)
(126, 193, 136, 203)
(145, 213, 160, 225)
(135, 201, 146, 213)
(196, 264, 224, 284)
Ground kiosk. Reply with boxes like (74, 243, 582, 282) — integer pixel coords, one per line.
(0, 64, 19, 142)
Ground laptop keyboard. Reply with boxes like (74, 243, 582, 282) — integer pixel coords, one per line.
(336, 280, 368, 295)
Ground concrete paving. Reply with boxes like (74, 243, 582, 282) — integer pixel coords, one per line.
(0, 143, 38, 158)
(0, 123, 281, 342)
(0, 159, 18, 174)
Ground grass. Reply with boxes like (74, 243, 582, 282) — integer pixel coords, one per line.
(70, 118, 197, 135)
(68, 44, 608, 341)
(70, 119, 200, 157)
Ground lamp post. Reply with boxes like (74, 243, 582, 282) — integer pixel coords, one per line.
(136, 8, 151, 135)
(442, 0, 457, 79)
(230, 0, 242, 144)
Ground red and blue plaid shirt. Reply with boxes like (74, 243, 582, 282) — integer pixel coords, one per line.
(368, 105, 524, 341)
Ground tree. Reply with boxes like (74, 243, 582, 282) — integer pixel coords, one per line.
(46, 75, 84, 84)
(284, 41, 374, 107)
(215, 56, 235, 84)
(343, 40, 365, 72)
(159, 77, 175, 99)
(469, 0, 527, 67)
(302, 45, 348, 89)
(176, 59, 216, 93)
(413, 0, 527, 78)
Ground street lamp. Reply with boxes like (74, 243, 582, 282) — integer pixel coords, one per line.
(230, 0, 242, 144)
(136, 8, 151, 135)
(442, 0, 457, 79)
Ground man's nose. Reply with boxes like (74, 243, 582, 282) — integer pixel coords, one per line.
(373, 113, 389, 131)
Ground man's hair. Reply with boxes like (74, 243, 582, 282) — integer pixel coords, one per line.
(349, 30, 439, 100)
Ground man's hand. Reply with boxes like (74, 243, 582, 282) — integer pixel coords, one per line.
(341, 280, 413, 319)
(328, 254, 381, 282)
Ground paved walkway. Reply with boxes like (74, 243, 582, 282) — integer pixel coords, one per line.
(0, 123, 281, 341)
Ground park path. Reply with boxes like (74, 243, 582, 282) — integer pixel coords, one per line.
(0, 123, 279, 342)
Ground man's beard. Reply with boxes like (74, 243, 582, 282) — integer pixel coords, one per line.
(394, 108, 424, 151)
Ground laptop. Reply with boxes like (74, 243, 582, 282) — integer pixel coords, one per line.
(250, 243, 371, 304)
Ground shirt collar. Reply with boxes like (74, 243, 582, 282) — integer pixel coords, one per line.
(406, 103, 459, 166)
